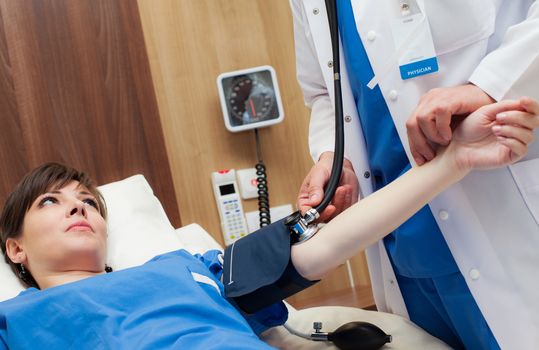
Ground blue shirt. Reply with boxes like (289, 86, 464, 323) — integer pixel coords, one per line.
(337, 0, 459, 277)
(0, 250, 286, 349)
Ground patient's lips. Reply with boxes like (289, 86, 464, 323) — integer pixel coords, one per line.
(66, 220, 93, 232)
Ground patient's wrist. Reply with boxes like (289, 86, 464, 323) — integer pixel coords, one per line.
(434, 146, 470, 182)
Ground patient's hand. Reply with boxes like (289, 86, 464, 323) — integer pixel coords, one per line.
(447, 97, 539, 171)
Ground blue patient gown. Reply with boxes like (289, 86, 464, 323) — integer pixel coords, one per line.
(0, 250, 286, 349)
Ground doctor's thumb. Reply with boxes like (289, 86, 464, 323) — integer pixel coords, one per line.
(308, 188, 324, 206)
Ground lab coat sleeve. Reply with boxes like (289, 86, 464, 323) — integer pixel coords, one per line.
(290, 0, 337, 162)
(469, 2, 539, 101)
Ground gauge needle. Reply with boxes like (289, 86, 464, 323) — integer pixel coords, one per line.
(249, 99, 257, 117)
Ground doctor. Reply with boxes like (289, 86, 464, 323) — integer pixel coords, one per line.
(290, 0, 539, 349)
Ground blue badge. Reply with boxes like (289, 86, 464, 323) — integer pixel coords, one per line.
(399, 56, 439, 80)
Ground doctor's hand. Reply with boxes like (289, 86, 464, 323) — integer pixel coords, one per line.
(447, 97, 539, 171)
(407, 84, 495, 165)
(297, 152, 359, 222)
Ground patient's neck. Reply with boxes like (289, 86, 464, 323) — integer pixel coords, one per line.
(35, 270, 104, 290)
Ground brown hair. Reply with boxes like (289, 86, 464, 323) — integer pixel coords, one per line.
(0, 163, 107, 288)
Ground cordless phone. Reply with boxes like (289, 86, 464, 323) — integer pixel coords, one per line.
(211, 169, 249, 245)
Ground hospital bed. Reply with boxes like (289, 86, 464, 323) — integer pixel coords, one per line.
(0, 175, 450, 349)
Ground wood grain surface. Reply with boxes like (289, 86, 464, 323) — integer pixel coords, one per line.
(0, 0, 180, 227)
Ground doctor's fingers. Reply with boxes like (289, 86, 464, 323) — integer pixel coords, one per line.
(340, 164, 359, 203)
(416, 107, 453, 145)
(493, 124, 535, 145)
(297, 166, 330, 213)
(318, 205, 337, 223)
(312, 166, 359, 221)
(327, 185, 355, 221)
(298, 197, 336, 222)
(297, 177, 316, 215)
(406, 123, 433, 165)
(297, 187, 320, 215)
(496, 110, 539, 130)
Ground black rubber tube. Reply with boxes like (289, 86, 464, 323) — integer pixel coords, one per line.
(315, 0, 345, 214)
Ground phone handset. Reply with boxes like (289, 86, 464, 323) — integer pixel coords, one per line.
(211, 169, 249, 246)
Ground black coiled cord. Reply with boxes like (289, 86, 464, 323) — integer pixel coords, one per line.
(255, 162, 271, 227)
(254, 129, 271, 227)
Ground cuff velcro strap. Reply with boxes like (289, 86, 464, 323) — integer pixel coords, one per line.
(223, 219, 317, 313)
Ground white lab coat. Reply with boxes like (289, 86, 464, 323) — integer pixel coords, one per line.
(290, 0, 539, 348)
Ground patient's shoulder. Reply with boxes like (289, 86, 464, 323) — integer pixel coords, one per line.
(147, 249, 223, 278)
(148, 248, 222, 264)
(17, 287, 39, 297)
(146, 248, 192, 263)
(0, 287, 39, 311)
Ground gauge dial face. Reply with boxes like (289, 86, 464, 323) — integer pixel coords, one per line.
(222, 70, 278, 127)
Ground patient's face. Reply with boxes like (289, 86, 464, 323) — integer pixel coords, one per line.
(18, 181, 107, 274)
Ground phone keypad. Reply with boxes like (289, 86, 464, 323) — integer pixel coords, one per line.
(223, 199, 247, 243)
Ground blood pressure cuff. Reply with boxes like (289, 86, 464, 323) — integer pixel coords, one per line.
(223, 219, 318, 314)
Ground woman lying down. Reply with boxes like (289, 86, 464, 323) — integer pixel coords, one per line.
(0, 99, 538, 349)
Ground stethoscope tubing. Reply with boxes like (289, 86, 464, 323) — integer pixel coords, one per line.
(314, 0, 345, 214)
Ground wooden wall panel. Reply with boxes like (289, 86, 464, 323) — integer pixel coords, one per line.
(0, 0, 180, 227)
(0, 7, 28, 202)
(138, 0, 315, 246)
(138, 0, 372, 306)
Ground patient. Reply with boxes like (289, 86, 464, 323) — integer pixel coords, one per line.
(0, 98, 537, 349)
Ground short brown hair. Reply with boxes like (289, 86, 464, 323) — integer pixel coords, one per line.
(0, 163, 107, 288)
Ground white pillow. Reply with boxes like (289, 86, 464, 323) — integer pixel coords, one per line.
(0, 174, 185, 302)
(174, 226, 223, 255)
(0, 262, 24, 301)
(98, 175, 184, 270)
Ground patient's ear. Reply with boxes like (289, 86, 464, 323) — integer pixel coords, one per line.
(5, 238, 26, 264)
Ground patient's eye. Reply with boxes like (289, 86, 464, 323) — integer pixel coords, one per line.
(38, 196, 58, 207)
(83, 198, 99, 210)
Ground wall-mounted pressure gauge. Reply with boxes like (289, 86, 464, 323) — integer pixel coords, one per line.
(217, 65, 284, 132)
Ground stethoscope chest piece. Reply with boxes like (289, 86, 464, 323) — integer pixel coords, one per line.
(285, 209, 320, 244)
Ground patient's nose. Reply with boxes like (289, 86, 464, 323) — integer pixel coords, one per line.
(68, 202, 87, 217)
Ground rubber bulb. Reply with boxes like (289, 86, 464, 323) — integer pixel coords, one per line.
(327, 321, 392, 350)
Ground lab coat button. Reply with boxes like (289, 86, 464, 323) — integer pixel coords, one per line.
(438, 210, 449, 221)
(469, 269, 480, 280)
(313, 8, 320, 15)
(388, 90, 398, 101)
(400, 3, 411, 16)
(366, 30, 377, 42)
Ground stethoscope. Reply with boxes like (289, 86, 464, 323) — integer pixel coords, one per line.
(284, 0, 346, 243)
(283, 1, 392, 349)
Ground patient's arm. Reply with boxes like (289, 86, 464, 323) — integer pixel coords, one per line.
(292, 98, 539, 280)
(222, 98, 538, 313)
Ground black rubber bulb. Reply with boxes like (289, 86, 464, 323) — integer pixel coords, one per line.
(327, 321, 392, 350)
